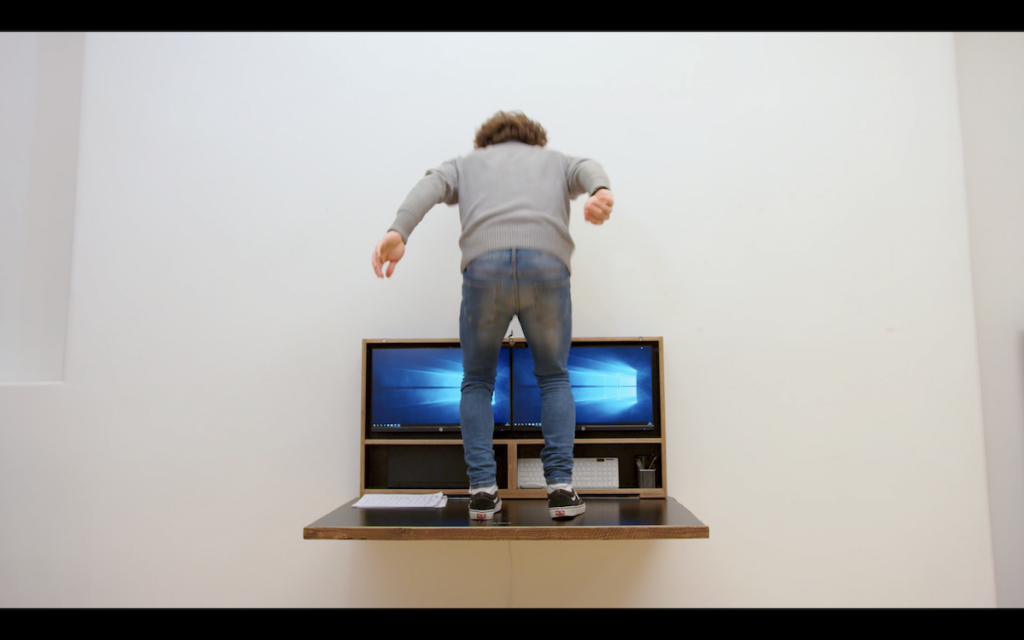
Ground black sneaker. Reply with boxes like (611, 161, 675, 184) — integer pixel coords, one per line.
(548, 487, 586, 519)
(468, 490, 502, 520)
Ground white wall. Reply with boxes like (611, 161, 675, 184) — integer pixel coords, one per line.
(955, 32, 1024, 608)
(0, 32, 996, 607)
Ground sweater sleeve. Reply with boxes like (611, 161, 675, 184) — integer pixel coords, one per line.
(565, 156, 611, 200)
(387, 159, 459, 244)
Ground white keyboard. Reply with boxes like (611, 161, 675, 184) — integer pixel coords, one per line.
(517, 458, 619, 489)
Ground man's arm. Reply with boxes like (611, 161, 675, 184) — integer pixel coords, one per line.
(387, 160, 459, 244)
(372, 160, 458, 278)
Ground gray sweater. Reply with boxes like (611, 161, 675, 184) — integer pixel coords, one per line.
(387, 140, 611, 273)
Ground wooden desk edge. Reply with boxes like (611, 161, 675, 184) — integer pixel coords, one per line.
(303, 525, 709, 541)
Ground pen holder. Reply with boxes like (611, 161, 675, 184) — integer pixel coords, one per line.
(635, 455, 657, 489)
(638, 468, 656, 489)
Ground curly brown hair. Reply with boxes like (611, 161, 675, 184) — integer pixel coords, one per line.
(474, 111, 548, 149)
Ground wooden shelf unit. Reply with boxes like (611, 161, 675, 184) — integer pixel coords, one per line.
(359, 337, 668, 498)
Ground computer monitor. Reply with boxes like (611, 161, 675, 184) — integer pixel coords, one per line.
(367, 343, 511, 433)
(511, 340, 659, 432)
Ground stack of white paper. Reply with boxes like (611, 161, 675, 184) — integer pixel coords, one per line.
(352, 492, 448, 508)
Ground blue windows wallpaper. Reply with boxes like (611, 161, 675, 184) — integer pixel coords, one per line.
(371, 347, 511, 428)
(512, 346, 654, 428)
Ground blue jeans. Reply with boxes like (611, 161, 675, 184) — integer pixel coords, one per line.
(460, 249, 575, 491)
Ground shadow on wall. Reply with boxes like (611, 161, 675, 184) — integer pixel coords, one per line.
(0, 33, 84, 383)
(344, 539, 664, 607)
(1019, 331, 1024, 459)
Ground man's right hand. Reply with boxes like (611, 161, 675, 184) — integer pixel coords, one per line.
(372, 230, 406, 278)
(584, 189, 614, 225)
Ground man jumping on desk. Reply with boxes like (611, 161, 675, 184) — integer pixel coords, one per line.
(371, 111, 614, 520)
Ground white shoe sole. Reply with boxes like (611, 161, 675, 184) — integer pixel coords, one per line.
(549, 502, 586, 519)
(469, 497, 502, 520)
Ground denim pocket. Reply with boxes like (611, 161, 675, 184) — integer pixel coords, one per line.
(463, 280, 500, 327)
(532, 277, 570, 328)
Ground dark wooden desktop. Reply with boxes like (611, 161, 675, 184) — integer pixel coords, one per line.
(304, 496, 708, 541)
(303, 338, 709, 541)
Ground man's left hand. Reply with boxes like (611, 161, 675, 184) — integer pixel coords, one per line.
(584, 189, 614, 225)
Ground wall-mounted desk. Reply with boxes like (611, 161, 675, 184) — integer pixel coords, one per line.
(303, 338, 709, 541)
